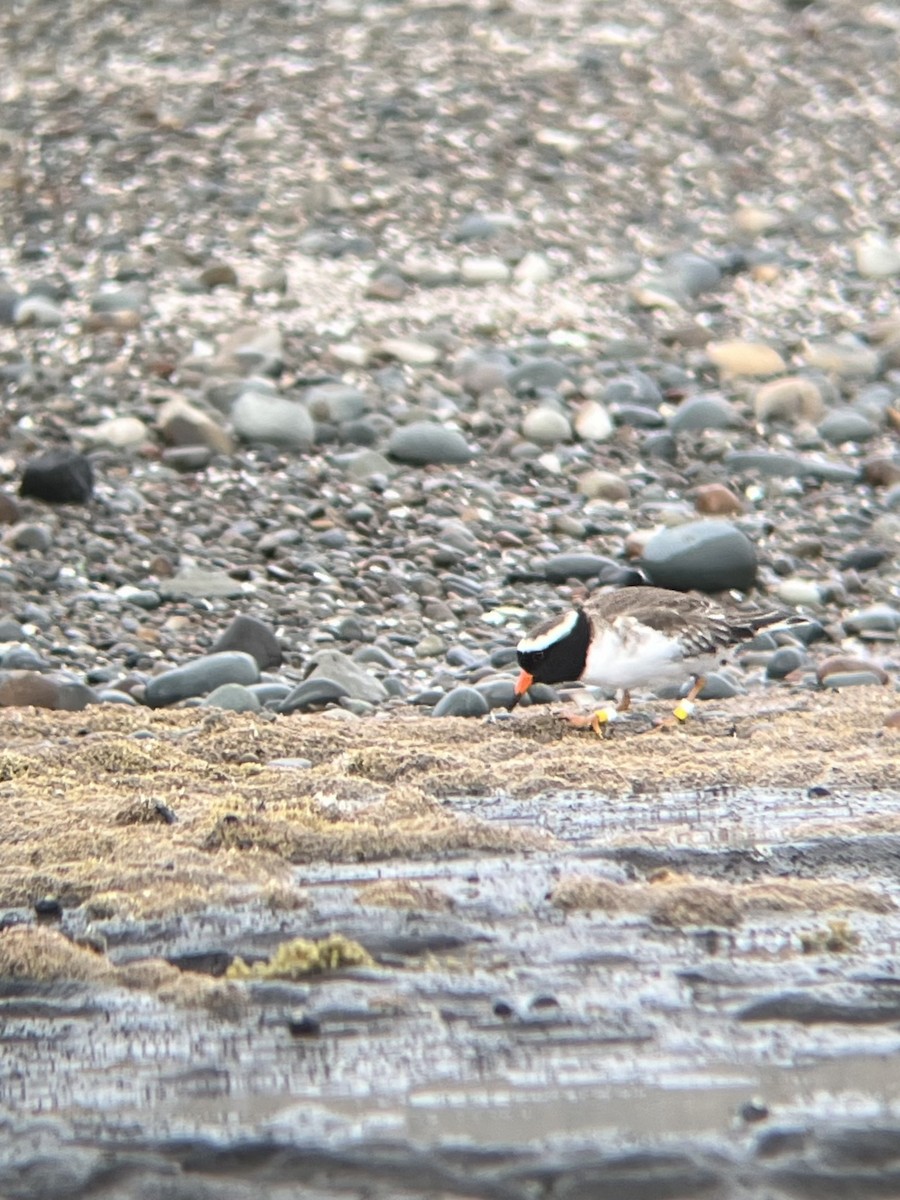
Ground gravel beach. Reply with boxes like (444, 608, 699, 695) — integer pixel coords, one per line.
(1, 0, 899, 1194)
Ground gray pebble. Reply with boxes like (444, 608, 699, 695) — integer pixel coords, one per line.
(304, 649, 389, 703)
(201, 683, 262, 712)
(6, 523, 53, 552)
(818, 407, 878, 444)
(431, 686, 490, 718)
(159, 567, 246, 600)
(603, 372, 664, 409)
(305, 384, 368, 424)
(543, 553, 620, 583)
(232, 390, 315, 449)
(14, 295, 65, 327)
(1, 644, 47, 671)
(641, 519, 757, 593)
(521, 406, 572, 446)
(212, 614, 283, 670)
(278, 677, 350, 713)
(669, 395, 737, 434)
(388, 421, 474, 466)
(843, 604, 900, 634)
(506, 358, 572, 395)
(116, 586, 162, 610)
(765, 646, 807, 679)
(475, 677, 519, 710)
(249, 682, 292, 705)
(144, 651, 260, 708)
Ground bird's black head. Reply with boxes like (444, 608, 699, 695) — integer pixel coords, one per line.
(516, 607, 591, 686)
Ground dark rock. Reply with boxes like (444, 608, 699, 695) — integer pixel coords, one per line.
(431, 686, 490, 717)
(211, 614, 283, 670)
(641, 520, 757, 593)
(144, 652, 260, 708)
(19, 450, 94, 505)
(277, 677, 350, 713)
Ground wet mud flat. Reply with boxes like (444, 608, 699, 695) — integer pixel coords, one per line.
(1, 690, 900, 1199)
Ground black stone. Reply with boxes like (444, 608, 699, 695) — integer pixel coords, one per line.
(19, 450, 94, 504)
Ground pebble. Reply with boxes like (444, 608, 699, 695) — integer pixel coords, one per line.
(231, 391, 315, 449)
(773, 579, 826, 609)
(157, 397, 234, 454)
(84, 416, 150, 449)
(460, 256, 510, 284)
(641, 519, 757, 594)
(201, 683, 262, 712)
(692, 483, 744, 516)
(816, 656, 889, 688)
(387, 422, 473, 466)
(521, 406, 572, 446)
(431, 686, 490, 718)
(506, 358, 572, 395)
(278, 677, 349, 713)
(576, 470, 630, 502)
(669, 395, 737, 434)
(0, 671, 94, 711)
(513, 252, 553, 283)
(158, 567, 247, 600)
(802, 336, 880, 380)
(19, 450, 94, 505)
(843, 604, 900, 635)
(13, 295, 65, 327)
(765, 646, 807, 679)
(818, 407, 878, 444)
(602, 372, 663, 409)
(144, 651, 260, 708)
(753, 377, 825, 423)
(305, 384, 368, 424)
(303, 649, 389, 704)
(115, 586, 161, 610)
(1, 644, 48, 671)
(211, 614, 283, 670)
(853, 231, 900, 278)
(6, 522, 52, 552)
(706, 340, 786, 378)
(573, 400, 613, 441)
(377, 337, 440, 366)
(219, 325, 284, 376)
(543, 553, 620, 583)
(724, 451, 859, 484)
(0, 494, 21, 524)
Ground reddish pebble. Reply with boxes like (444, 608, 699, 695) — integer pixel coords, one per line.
(692, 483, 744, 516)
(816, 655, 889, 686)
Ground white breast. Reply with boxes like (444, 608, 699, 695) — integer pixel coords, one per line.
(582, 618, 683, 690)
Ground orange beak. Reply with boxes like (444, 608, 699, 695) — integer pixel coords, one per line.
(510, 670, 534, 709)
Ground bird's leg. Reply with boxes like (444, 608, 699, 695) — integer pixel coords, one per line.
(565, 690, 631, 738)
(672, 675, 706, 723)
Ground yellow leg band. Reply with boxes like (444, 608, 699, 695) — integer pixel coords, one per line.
(673, 699, 695, 722)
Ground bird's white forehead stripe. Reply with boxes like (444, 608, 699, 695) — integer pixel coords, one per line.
(518, 609, 579, 652)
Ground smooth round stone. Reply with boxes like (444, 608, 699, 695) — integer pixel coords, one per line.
(754, 377, 825, 423)
(602, 372, 663, 409)
(116, 586, 161, 610)
(818, 407, 878, 444)
(0, 618, 24, 640)
(211, 614, 282, 670)
(231, 391, 315, 449)
(853, 232, 900, 279)
(664, 252, 722, 297)
(543, 553, 619, 583)
(573, 400, 613, 441)
(1, 645, 47, 670)
(693, 483, 743, 516)
(144, 651, 260, 708)
(344, 450, 395, 482)
(506, 358, 572, 395)
(723, 451, 858, 484)
(415, 634, 446, 658)
(431, 686, 490, 718)
(86, 416, 149, 448)
(839, 546, 889, 572)
(452, 212, 512, 241)
(201, 683, 261, 712)
(157, 397, 233, 455)
(0, 672, 91, 711)
(774, 579, 826, 609)
(304, 649, 388, 703)
(641, 519, 757, 593)
(802, 336, 880, 380)
(277, 677, 349, 713)
(305, 384, 368, 424)
(475, 677, 519, 710)
(97, 689, 139, 705)
(521, 406, 571, 446)
(843, 605, 900, 634)
(249, 682, 292, 705)
(642, 432, 678, 462)
(159, 567, 246, 600)
(377, 337, 440, 366)
(697, 673, 741, 700)
(19, 450, 94, 504)
(387, 422, 473, 466)
(707, 340, 786, 378)
(817, 654, 890, 687)
(669, 395, 737, 434)
(460, 256, 510, 284)
(513, 252, 553, 283)
(161, 446, 213, 473)
(766, 646, 807, 679)
(576, 469, 629, 501)
(14, 296, 65, 327)
(90, 284, 146, 313)
(6, 522, 52, 552)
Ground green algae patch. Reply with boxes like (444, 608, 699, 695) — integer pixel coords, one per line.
(226, 934, 375, 981)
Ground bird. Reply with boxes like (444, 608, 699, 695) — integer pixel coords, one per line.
(510, 586, 794, 734)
